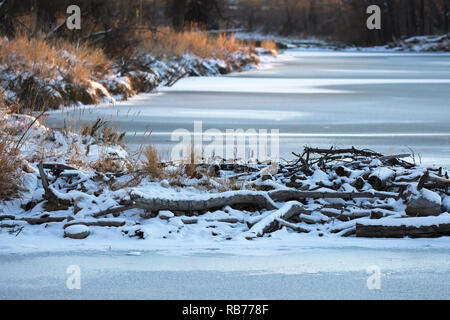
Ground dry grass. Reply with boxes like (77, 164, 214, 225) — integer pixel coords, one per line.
(142, 27, 247, 60)
(80, 118, 125, 146)
(0, 36, 111, 111)
(0, 132, 23, 200)
(142, 145, 163, 179)
(260, 40, 278, 53)
(90, 155, 125, 173)
(0, 36, 110, 82)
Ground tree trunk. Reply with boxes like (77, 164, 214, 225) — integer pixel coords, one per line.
(409, 0, 417, 36)
(444, 0, 449, 33)
(419, 0, 426, 34)
(172, 0, 186, 32)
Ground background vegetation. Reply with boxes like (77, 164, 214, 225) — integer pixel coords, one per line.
(1, 0, 448, 48)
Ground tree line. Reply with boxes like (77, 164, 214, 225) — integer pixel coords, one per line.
(0, 0, 448, 47)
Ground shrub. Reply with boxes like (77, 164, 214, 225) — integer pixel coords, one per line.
(260, 40, 278, 54)
(142, 145, 163, 179)
(0, 36, 111, 111)
(142, 26, 247, 60)
(0, 133, 23, 200)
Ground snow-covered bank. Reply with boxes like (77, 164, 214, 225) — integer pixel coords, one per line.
(0, 35, 261, 111)
(237, 32, 450, 53)
(1, 112, 450, 251)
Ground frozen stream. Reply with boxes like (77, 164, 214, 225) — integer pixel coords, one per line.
(46, 49, 450, 166)
(1, 244, 450, 299)
(23, 49, 450, 300)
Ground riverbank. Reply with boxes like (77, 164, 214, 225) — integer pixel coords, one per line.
(237, 32, 450, 52)
(0, 31, 265, 112)
(1, 111, 450, 246)
(1, 38, 450, 249)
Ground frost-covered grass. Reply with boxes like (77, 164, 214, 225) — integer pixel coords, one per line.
(0, 123, 23, 199)
(0, 32, 260, 112)
(0, 36, 112, 111)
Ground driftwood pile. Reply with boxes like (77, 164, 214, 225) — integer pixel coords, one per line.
(1, 147, 449, 240)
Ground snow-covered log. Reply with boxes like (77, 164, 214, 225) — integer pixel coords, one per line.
(275, 218, 310, 233)
(63, 219, 126, 229)
(247, 201, 309, 237)
(268, 190, 398, 202)
(405, 187, 442, 217)
(132, 191, 278, 213)
(356, 215, 450, 238)
(368, 167, 395, 190)
(93, 191, 277, 218)
(21, 215, 67, 225)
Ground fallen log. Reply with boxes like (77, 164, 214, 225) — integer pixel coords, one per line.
(42, 163, 77, 172)
(321, 208, 371, 221)
(132, 192, 277, 213)
(418, 171, 450, 190)
(0, 215, 15, 221)
(275, 218, 310, 233)
(303, 147, 383, 158)
(268, 190, 398, 202)
(206, 218, 242, 224)
(368, 167, 395, 190)
(298, 213, 328, 224)
(0, 223, 19, 228)
(356, 216, 450, 238)
(247, 201, 309, 237)
(339, 227, 356, 237)
(21, 216, 67, 225)
(93, 205, 137, 218)
(63, 219, 126, 229)
(38, 162, 72, 210)
(94, 192, 277, 218)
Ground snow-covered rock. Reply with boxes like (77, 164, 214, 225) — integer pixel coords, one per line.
(406, 188, 442, 217)
(158, 210, 175, 220)
(64, 225, 90, 239)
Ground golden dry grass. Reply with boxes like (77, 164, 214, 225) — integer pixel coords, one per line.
(0, 36, 111, 111)
(261, 40, 278, 51)
(0, 36, 110, 83)
(142, 145, 163, 179)
(142, 27, 247, 60)
(0, 133, 23, 200)
(80, 118, 125, 146)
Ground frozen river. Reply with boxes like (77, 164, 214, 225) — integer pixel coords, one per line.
(11, 49, 450, 300)
(1, 244, 450, 299)
(46, 49, 450, 167)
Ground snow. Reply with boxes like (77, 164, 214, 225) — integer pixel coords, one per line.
(1, 43, 450, 262)
(358, 213, 450, 227)
(158, 210, 175, 220)
(370, 167, 395, 181)
(420, 188, 442, 205)
(1, 242, 450, 299)
(64, 224, 90, 235)
(443, 196, 450, 212)
(163, 76, 450, 95)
